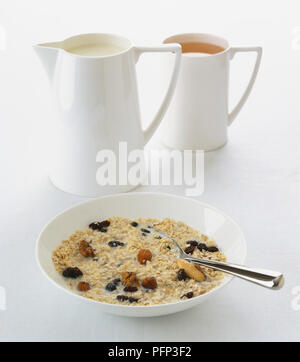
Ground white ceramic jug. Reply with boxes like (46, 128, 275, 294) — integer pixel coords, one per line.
(34, 33, 181, 197)
(161, 33, 262, 151)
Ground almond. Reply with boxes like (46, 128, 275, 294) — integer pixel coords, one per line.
(177, 259, 206, 282)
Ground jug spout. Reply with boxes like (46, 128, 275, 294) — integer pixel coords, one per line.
(33, 42, 61, 82)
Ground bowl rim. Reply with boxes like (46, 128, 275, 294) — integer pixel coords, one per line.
(35, 192, 247, 310)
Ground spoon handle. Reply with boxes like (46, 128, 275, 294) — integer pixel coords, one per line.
(185, 256, 284, 290)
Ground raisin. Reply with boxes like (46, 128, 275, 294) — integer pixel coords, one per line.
(105, 282, 117, 292)
(89, 220, 110, 232)
(167, 245, 171, 250)
(207, 246, 219, 252)
(117, 295, 129, 302)
(93, 258, 98, 261)
(113, 278, 121, 284)
(181, 291, 194, 299)
(197, 243, 208, 251)
(128, 297, 139, 303)
(155, 235, 162, 240)
(124, 286, 138, 292)
(141, 228, 150, 233)
(186, 240, 198, 247)
(177, 268, 189, 281)
(108, 241, 125, 247)
(89, 222, 100, 230)
(62, 267, 83, 279)
(130, 221, 138, 227)
(137, 249, 152, 265)
(184, 245, 195, 254)
(79, 240, 95, 258)
(77, 282, 90, 292)
(142, 276, 157, 289)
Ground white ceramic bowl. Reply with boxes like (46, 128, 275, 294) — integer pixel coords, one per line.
(36, 192, 247, 317)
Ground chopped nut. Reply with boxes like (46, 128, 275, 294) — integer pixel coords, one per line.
(77, 281, 90, 292)
(177, 259, 206, 282)
(142, 276, 157, 290)
(137, 249, 152, 265)
(79, 240, 95, 258)
(122, 272, 139, 287)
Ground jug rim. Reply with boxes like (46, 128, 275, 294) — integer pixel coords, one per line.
(36, 32, 133, 59)
(163, 32, 230, 57)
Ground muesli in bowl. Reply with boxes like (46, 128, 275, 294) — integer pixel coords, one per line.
(52, 217, 226, 306)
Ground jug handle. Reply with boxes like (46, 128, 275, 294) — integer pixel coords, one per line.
(134, 44, 181, 145)
(228, 46, 262, 125)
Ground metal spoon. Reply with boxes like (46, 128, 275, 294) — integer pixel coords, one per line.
(144, 225, 284, 290)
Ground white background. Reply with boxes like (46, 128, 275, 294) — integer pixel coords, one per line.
(0, 0, 299, 341)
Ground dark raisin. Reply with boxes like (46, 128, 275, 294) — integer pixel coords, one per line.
(130, 221, 138, 227)
(128, 297, 139, 303)
(141, 228, 150, 233)
(113, 278, 121, 285)
(177, 268, 189, 281)
(105, 282, 117, 292)
(207, 246, 219, 252)
(155, 235, 162, 240)
(186, 240, 199, 247)
(93, 258, 98, 261)
(124, 286, 138, 292)
(62, 267, 83, 279)
(89, 222, 101, 230)
(142, 233, 147, 237)
(167, 245, 171, 250)
(181, 291, 194, 299)
(108, 241, 125, 248)
(184, 245, 195, 254)
(197, 243, 208, 251)
(89, 220, 110, 232)
(117, 295, 129, 302)
(99, 220, 110, 228)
